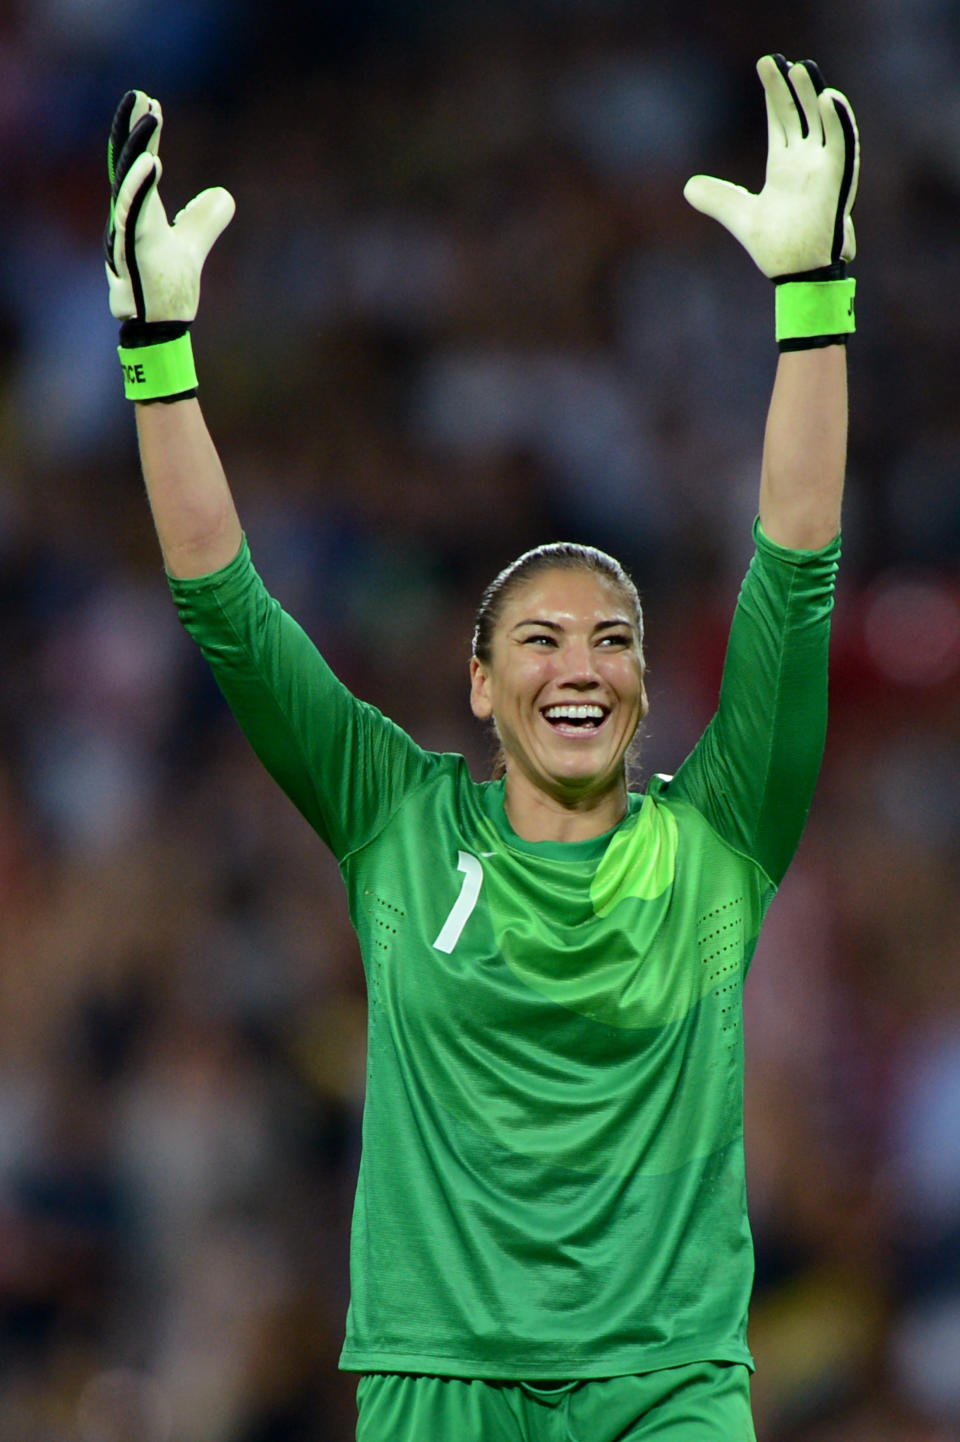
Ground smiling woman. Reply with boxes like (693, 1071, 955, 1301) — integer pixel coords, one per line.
(107, 50, 857, 1442)
(467, 546, 649, 840)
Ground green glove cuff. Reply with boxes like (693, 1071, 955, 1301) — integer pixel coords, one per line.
(775, 277, 856, 350)
(118, 330, 198, 401)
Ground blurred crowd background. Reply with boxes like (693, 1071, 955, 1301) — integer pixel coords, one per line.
(1, 0, 960, 1437)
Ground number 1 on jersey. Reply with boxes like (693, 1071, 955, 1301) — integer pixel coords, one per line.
(432, 850, 484, 953)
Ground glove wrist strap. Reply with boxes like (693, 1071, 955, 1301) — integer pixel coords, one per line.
(117, 323, 198, 402)
(774, 276, 856, 351)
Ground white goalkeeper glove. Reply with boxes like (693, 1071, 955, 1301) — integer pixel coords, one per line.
(105, 90, 235, 398)
(684, 55, 859, 347)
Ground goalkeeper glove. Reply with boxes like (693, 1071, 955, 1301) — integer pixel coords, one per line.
(684, 55, 859, 349)
(105, 90, 235, 400)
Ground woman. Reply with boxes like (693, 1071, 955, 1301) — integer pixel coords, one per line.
(105, 53, 858, 1442)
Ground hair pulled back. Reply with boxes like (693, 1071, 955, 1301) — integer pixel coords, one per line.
(472, 541, 644, 664)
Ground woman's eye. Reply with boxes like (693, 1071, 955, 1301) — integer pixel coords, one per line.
(598, 634, 630, 647)
(523, 634, 557, 647)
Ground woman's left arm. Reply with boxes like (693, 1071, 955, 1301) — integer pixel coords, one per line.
(686, 52, 859, 548)
(759, 343, 847, 551)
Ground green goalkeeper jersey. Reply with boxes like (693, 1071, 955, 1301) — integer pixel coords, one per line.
(169, 521, 839, 1380)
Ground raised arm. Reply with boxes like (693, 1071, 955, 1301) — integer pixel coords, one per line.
(758, 344, 846, 550)
(667, 55, 859, 878)
(105, 91, 241, 577)
(134, 400, 242, 578)
(685, 53, 859, 551)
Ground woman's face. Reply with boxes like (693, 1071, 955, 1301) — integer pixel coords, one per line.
(469, 567, 648, 807)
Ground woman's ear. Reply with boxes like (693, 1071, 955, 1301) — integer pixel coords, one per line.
(469, 656, 493, 720)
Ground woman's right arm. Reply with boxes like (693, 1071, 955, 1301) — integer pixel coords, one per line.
(105, 87, 238, 577)
(135, 397, 243, 579)
(107, 92, 440, 858)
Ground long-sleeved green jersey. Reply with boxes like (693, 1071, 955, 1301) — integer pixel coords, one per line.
(170, 520, 839, 1380)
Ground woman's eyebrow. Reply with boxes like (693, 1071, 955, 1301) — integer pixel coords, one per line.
(511, 618, 563, 632)
(510, 617, 633, 633)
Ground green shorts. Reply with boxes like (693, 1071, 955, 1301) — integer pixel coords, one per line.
(355, 1361, 756, 1441)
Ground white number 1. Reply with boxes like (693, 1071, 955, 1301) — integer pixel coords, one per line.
(432, 850, 484, 953)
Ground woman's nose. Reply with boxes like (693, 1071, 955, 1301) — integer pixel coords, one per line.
(559, 639, 600, 683)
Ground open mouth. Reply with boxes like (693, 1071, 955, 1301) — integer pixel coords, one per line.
(541, 703, 609, 735)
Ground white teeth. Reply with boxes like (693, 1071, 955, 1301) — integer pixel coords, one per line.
(543, 704, 605, 720)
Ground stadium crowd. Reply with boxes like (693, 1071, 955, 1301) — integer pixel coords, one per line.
(1, 0, 959, 1437)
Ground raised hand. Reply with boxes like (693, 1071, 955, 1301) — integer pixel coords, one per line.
(684, 54, 859, 280)
(105, 89, 235, 324)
